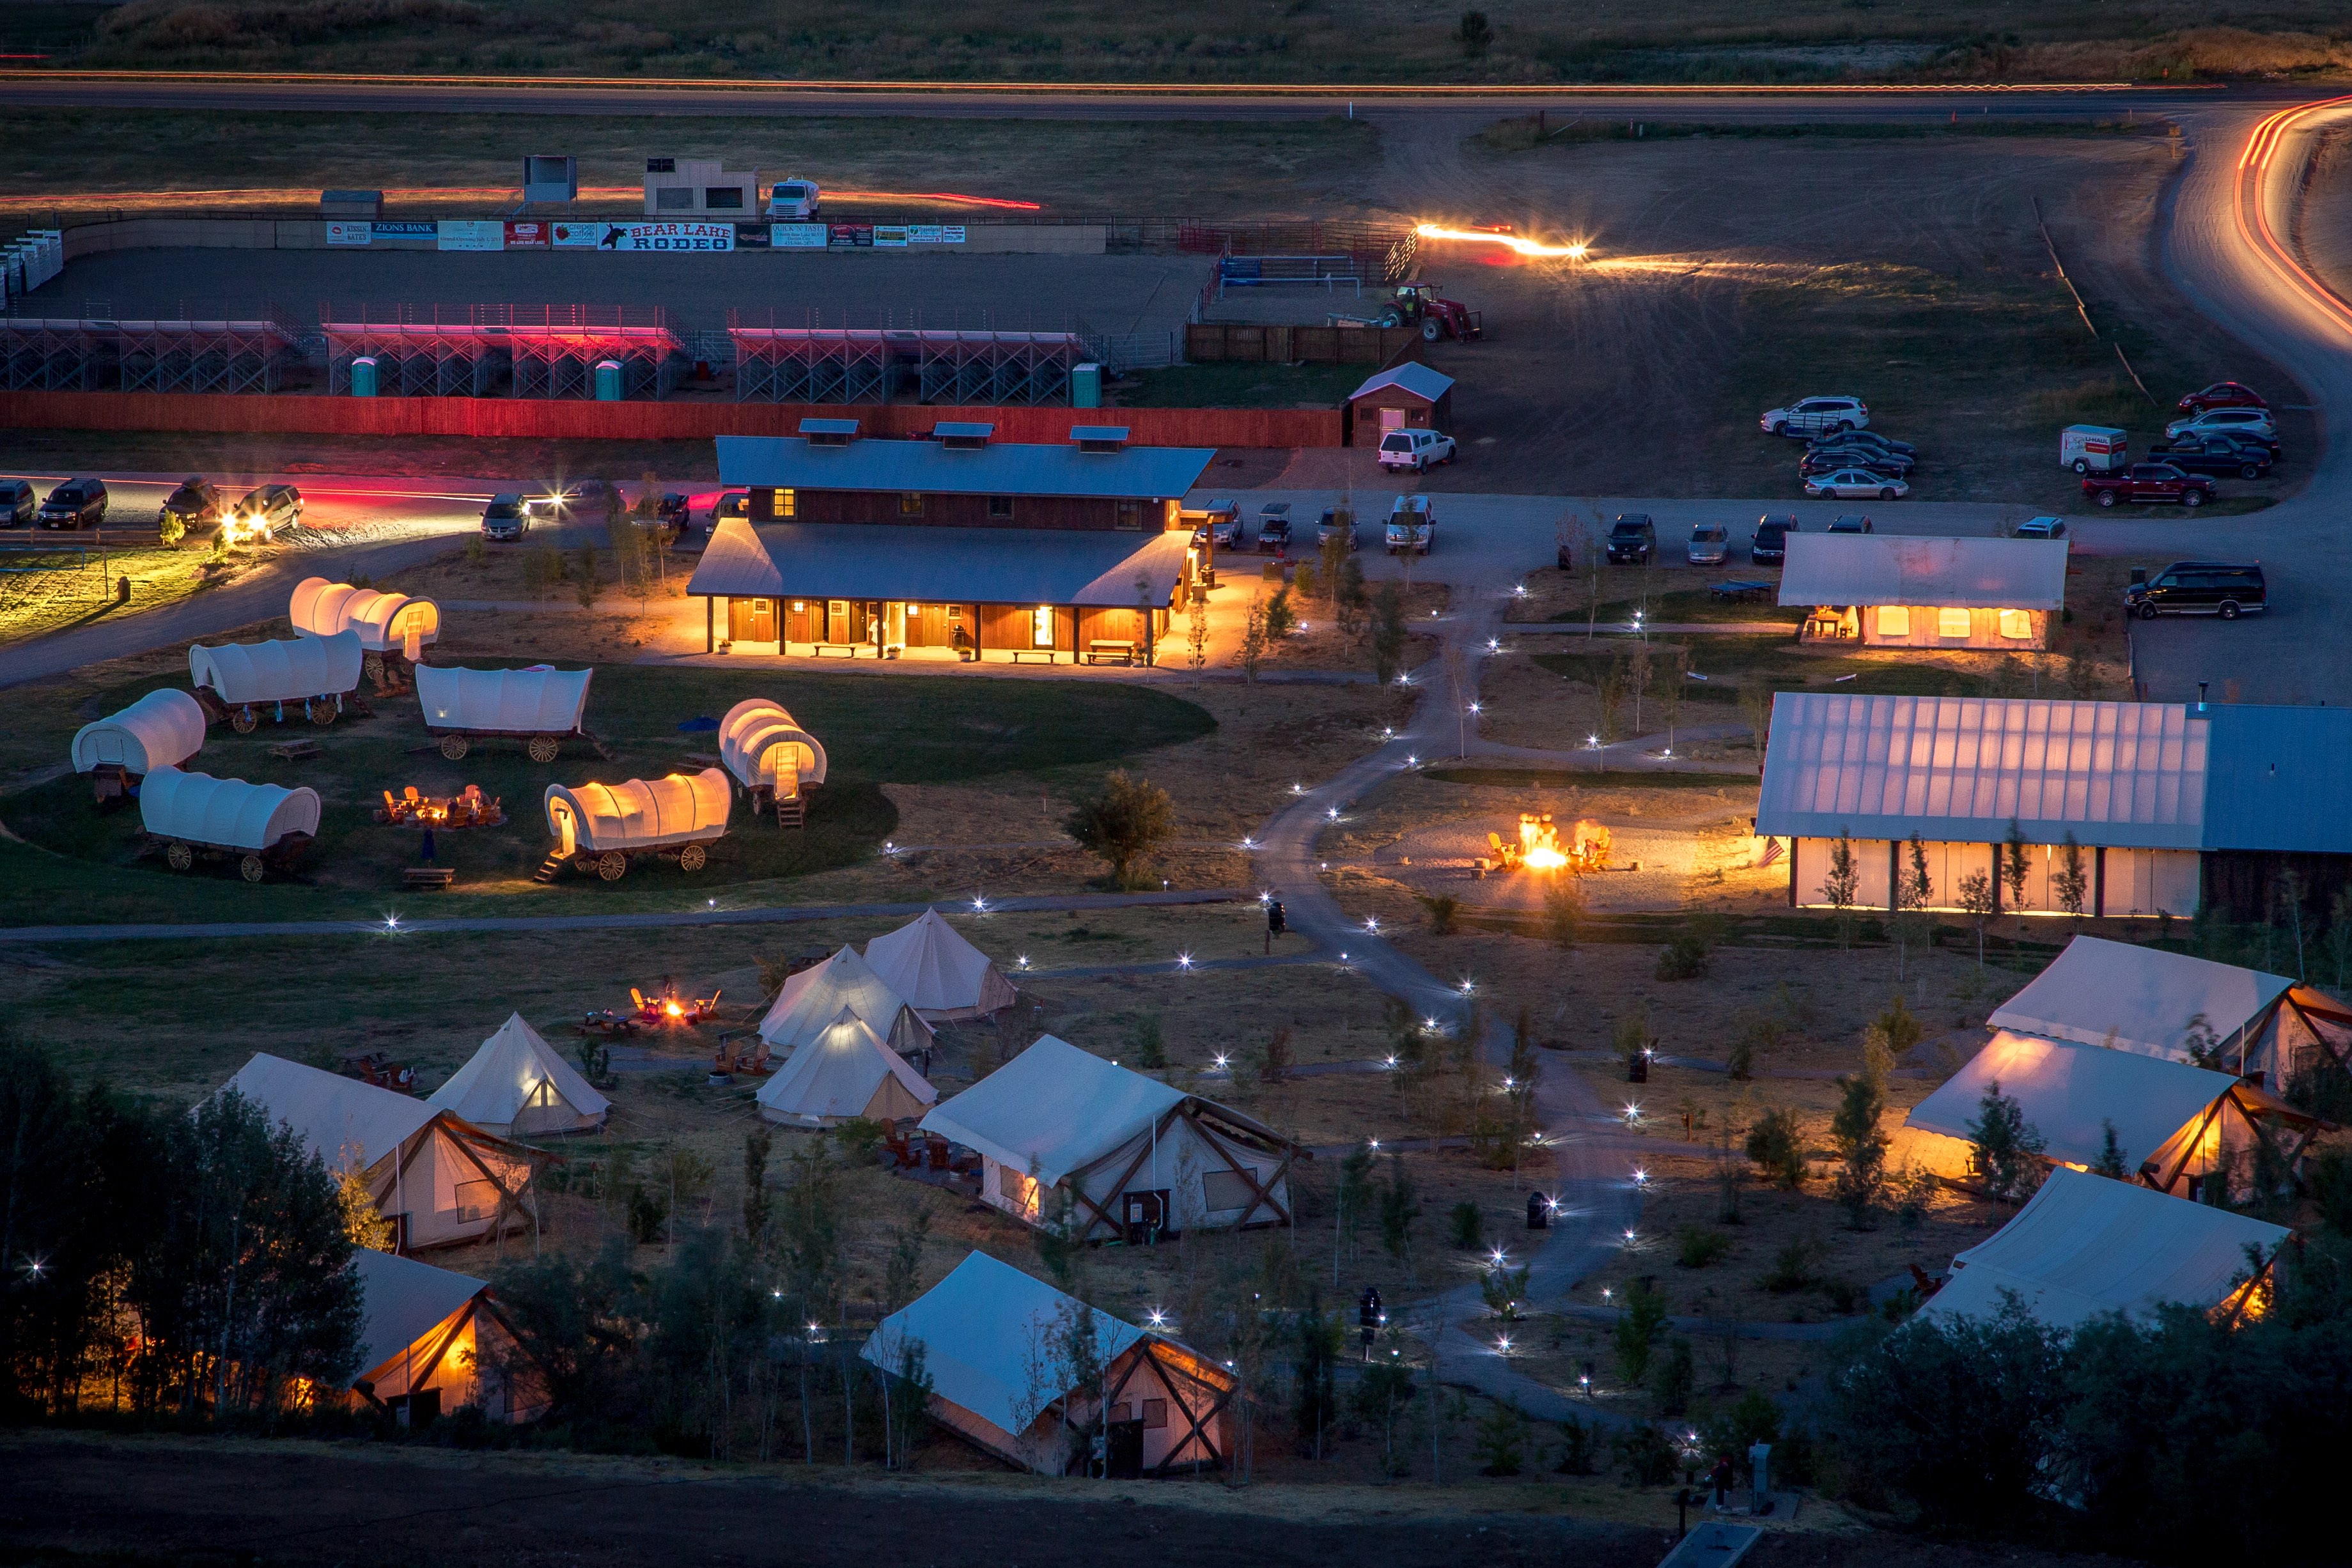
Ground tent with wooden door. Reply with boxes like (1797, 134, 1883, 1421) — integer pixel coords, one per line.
(1917, 1167, 2289, 1331)
(756, 945, 933, 1060)
(216, 1053, 538, 1251)
(861, 1250, 1233, 1476)
(1899, 1030, 2324, 1200)
(350, 1247, 543, 1424)
(425, 1013, 610, 1138)
(756, 1008, 937, 1128)
(1987, 935, 2352, 1087)
(920, 1035, 1302, 1242)
(864, 908, 1019, 1022)
(291, 576, 442, 655)
(72, 688, 206, 777)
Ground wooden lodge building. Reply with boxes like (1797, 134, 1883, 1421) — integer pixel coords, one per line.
(688, 421, 1212, 667)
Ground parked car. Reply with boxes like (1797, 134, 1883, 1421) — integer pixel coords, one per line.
(1826, 514, 1875, 534)
(157, 476, 224, 544)
(230, 483, 304, 543)
(2163, 407, 2276, 444)
(1687, 523, 1730, 566)
(2124, 561, 2266, 620)
(2176, 381, 2266, 414)
(1750, 514, 1798, 564)
(481, 493, 529, 540)
(1256, 502, 1293, 553)
(1805, 468, 1908, 500)
(652, 492, 693, 531)
(38, 477, 107, 530)
(0, 478, 34, 527)
(1800, 446, 1911, 479)
(2014, 516, 2067, 540)
(542, 477, 621, 518)
(1317, 507, 1357, 551)
(2147, 435, 2274, 480)
(1759, 396, 1869, 438)
(1606, 513, 1656, 564)
(1377, 427, 1457, 472)
(1384, 495, 1435, 555)
(1807, 429, 1915, 459)
(2082, 463, 2215, 508)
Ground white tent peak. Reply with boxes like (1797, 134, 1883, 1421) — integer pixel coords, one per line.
(758, 944, 933, 1060)
(756, 1005, 937, 1128)
(864, 907, 1018, 1021)
(426, 1013, 610, 1138)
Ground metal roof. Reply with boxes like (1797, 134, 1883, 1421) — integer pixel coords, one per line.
(2199, 704, 2352, 853)
(798, 417, 861, 436)
(1777, 534, 2068, 610)
(686, 516, 786, 598)
(715, 435, 1214, 501)
(1348, 361, 1455, 403)
(688, 522, 1192, 608)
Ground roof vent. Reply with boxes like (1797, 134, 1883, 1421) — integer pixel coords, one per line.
(933, 421, 995, 450)
(798, 417, 860, 447)
(1071, 425, 1130, 453)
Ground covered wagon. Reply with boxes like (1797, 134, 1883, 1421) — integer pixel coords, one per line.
(189, 630, 365, 731)
(718, 699, 828, 827)
(415, 664, 597, 763)
(291, 576, 441, 687)
(543, 767, 731, 881)
(71, 688, 206, 804)
(139, 765, 320, 881)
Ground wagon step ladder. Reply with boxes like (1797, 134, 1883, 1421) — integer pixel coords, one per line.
(531, 851, 568, 883)
(775, 794, 805, 829)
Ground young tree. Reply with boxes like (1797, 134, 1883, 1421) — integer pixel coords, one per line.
(1614, 1277, 1669, 1385)
(1821, 829, 1860, 947)
(573, 545, 602, 610)
(1542, 876, 1584, 950)
(1736, 673, 1773, 761)
(2328, 884, 2352, 991)
(1292, 1297, 1343, 1459)
(1657, 646, 1688, 752)
(1967, 1078, 2048, 1202)
(1348, 1349, 1417, 1477)
(1064, 770, 1174, 889)
(1238, 594, 1269, 683)
(1263, 583, 1297, 642)
(2091, 1120, 2131, 1180)
(1455, 7, 1494, 55)
(1830, 1054, 1890, 1229)
(1186, 590, 1209, 682)
(1596, 651, 1627, 743)
(1378, 1153, 1421, 1282)
(2277, 866, 2310, 981)
(2002, 819, 2032, 935)
(1367, 580, 1409, 686)
(1628, 640, 1653, 738)
(742, 1128, 773, 1245)
(1743, 1106, 1807, 1189)
(2053, 831, 2089, 925)
(1336, 1139, 1376, 1269)
(1894, 834, 1933, 981)
(1957, 869, 1996, 966)
(1318, 520, 1350, 608)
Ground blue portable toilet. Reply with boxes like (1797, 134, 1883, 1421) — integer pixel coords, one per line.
(350, 355, 378, 398)
(595, 359, 624, 401)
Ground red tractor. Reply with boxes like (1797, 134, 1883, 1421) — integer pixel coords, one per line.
(1393, 283, 1484, 343)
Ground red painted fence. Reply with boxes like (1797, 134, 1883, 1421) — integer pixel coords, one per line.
(0, 392, 1343, 448)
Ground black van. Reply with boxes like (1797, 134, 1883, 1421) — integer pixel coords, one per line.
(36, 477, 107, 530)
(2124, 561, 2268, 621)
(1750, 513, 1799, 564)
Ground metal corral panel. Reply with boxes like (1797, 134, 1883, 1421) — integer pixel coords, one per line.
(713, 523, 1190, 609)
(715, 434, 1213, 501)
(2199, 705, 2352, 853)
(1777, 534, 2069, 610)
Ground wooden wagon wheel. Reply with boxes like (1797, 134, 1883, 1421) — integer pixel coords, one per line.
(527, 734, 560, 764)
(165, 841, 193, 872)
(678, 842, 707, 871)
(230, 707, 258, 734)
(362, 652, 384, 686)
(439, 734, 469, 761)
(597, 851, 628, 882)
(238, 853, 265, 883)
(309, 697, 338, 727)
(572, 854, 597, 874)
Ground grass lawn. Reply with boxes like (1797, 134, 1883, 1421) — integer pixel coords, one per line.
(0, 541, 238, 648)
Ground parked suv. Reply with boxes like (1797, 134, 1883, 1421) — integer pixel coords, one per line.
(481, 493, 529, 540)
(157, 477, 224, 545)
(2082, 463, 2215, 508)
(1384, 495, 1435, 555)
(1750, 514, 1798, 564)
(1759, 396, 1868, 438)
(233, 483, 304, 541)
(1606, 513, 1656, 564)
(37, 478, 107, 530)
(0, 478, 33, 527)
(1377, 428, 1456, 472)
(2124, 562, 2266, 621)
(2163, 407, 2276, 445)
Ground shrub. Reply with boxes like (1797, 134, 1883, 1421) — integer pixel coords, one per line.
(1449, 1199, 1483, 1250)
(1649, 1337, 1695, 1416)
(1556, 1415, 1599, 1475)
(1064, 770, 1175, 889)
(1744, 1107, 1807, 1188)
(1128, 1013, 1166, 1070)
(1472, 1401, 1529, 1475)
(1417, 894, 1461, 935)
(1762, 1237, 1818, 1294)
(1614, 1278, 1670, 1383)
(1655, 931, 1711, 981)
(1675, 1225, 1730, 1269)
(1612, 1422, 1679, 1487)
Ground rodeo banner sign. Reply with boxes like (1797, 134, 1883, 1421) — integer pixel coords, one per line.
(607, 221, 736, 252)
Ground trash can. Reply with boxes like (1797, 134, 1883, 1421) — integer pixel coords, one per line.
(595, 359, 624, 401)
(1072, 361, 1102, 408)
(350, 356, 378, 398)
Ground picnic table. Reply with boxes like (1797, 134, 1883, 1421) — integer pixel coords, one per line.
(375, 783, 504, 828)
(1709, 580, 1777, 603)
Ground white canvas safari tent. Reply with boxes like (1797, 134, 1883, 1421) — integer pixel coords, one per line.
(1899, 1031, 2323, 1199)
(920, 1036, 1302, 1243)
(416, 665, 593, 740)
(72, 688, 206, 777)
(217, 1053, 537, 1251)
(290, 577, 441, 655)
(1917, 1167, 2289, 1331)
(426, 1013, 610, 1138)
(756, 1008, 937, 1128)
(719, 698, 827, 789)
(862, 1250, 1233, 1476)
(351, 1248, 543, 1424)
(864, 908, 1019, 1022)
(756, 945, 933, 1060)
(1988, 935, 2352, 1086)
(190, 630, 364, 710)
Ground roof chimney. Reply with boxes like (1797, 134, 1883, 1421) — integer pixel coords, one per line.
(1071, 424, 1130, 453)
(798, 417, 859, 447)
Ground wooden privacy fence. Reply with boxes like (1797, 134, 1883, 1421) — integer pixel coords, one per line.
(1185, 322, 1419, 365)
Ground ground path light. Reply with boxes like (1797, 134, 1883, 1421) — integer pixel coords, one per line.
(1176, 951, 1195, 970)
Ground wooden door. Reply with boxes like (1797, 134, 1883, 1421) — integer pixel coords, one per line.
(826, 600, 850, 643)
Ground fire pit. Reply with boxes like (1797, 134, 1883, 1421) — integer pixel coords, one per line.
(375, 784, 505, 828)
(1483, 813, 1609, 874)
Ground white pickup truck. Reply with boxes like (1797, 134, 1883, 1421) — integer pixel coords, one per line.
(1385, 494, 1435, 555)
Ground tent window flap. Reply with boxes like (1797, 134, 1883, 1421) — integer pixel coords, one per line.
(1936, 606, 1973, 639)
(1875, 605, 1911, 638)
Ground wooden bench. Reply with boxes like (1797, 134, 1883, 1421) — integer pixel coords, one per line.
(403, 867, 456, 889)
(1085, 639, 1138, 666)
(811, 642, 861, 658)
(269, 739, 322, 761)
(1009, 649, 1057, 665)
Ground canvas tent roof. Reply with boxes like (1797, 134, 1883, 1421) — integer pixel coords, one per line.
(426, 1013, 610, 1134)
(757, 945, 933, 1059)
(219, 1052, 437, 1174)
(1918, 1167, 2288, 1330)
(720, 698, 828, 788)
(72, 688, 205, 775)
(1903, 1030, 2241, 1171)
(543, 768, 731, 851)
(1988, 936, 2293, 1062)
(139, 766, 320, 850)
(861, 1250, 1146, 1439)
(864, 908, 1019, 1021)
(756, 1007, 937, 1127)
(1777, 534, 2068, 610)
(290, 577, 441, 653)
(687, 516, 786, 598)
(190, 630, 363, 706)
(416, 665, 592, 735)
(921, 1035, 1186, 1185)
(352, 1247, 487, 1383)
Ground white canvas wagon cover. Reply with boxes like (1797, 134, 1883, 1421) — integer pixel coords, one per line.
(139, 766, 320, 850)
(72, 688, 206, 775)
(864, 908, 1020, 1021)
(291, 576, 442, 653)
(720, 698, 828, 789)
(426, 1012, 610, 1136)
(756, 1008, 936, 1127)
(757, 944, 933, 1059)
(1988, 935, 2293, 1063)
(190, 630, 364, 706)
(1918, 1167, 2287, 1330)
(416, 665, 593, 736)
(543, 768, 731, 851)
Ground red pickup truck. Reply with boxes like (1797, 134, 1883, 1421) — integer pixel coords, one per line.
(2082, 463, 2216, 508)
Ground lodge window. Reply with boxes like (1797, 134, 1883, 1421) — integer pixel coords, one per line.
(1142, 1398, 1168, 1429)
(654, 187, 693, 211)
(1874, 605, 1910, 638)
(1936, 607, 1972, 639)
(988, 495, 1015, 520)
(1116, 501, 1142, 531)
(900, 493, 924, 516)
(772, 488, 796, 518)
(704, 186, 745, 209)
